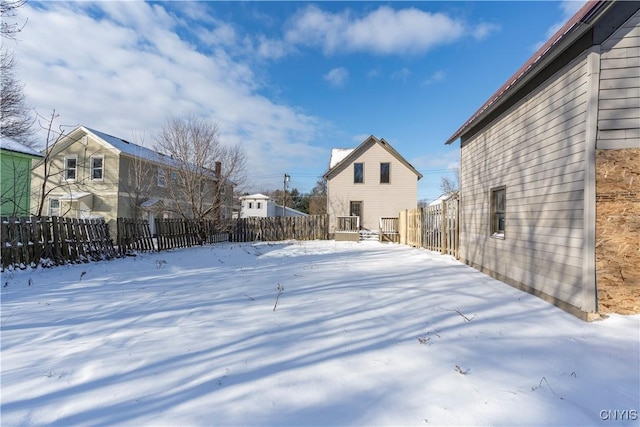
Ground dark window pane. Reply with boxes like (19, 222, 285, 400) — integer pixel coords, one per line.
(354, 163, 363, 183)
(380, 163, 390, 183)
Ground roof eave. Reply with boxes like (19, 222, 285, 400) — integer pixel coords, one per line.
(445, 0, 610, 145)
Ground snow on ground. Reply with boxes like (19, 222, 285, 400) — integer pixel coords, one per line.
(1, 240, 638, 426)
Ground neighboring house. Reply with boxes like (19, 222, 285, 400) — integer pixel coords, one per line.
(30, 126, 234, 236)
(445, 1, 640, 319)
(1, 138, 43, 216)
(239, 193, 307, 218)
(324, 135, 423, 236)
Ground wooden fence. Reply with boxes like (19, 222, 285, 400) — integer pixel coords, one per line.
(397, 195, 459, 257)
(116, 218, 229, 254)
(230, 215, 328, 242)
(2, 214, 329, 269)
(1, 216, 117, 270)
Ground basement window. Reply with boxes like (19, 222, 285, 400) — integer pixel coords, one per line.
(491, 186, 506, 238)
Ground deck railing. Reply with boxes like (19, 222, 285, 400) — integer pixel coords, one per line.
(336, 216, 360, 232)
(379, 217, 399, 242)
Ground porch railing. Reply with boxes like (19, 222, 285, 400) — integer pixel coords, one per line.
(336, 216, 360, 232)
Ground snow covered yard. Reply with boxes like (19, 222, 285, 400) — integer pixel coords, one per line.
(1, 240, 638, 426)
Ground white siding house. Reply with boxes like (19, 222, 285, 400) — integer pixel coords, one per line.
(239, 193, 307, 218)
(324, 135, 422, 235)
(445, 1, 639, 319)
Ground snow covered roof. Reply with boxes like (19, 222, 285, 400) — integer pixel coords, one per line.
(84, 127, 179, 168)
(0, 137, 43, 157)
(239, 193, 271, 200)
(328, 148, 354, 169)
(428, 192, 457, 206)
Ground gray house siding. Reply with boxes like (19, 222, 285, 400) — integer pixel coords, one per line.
(597, 10, 640, 150)
(459, 53, 590, 310)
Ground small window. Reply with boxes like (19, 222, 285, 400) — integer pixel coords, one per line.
(380, 162, 390, 184)
(170, 171, 178, 182)
(491, 186, 506, 238)
(91, 156, 104, 181)
(354, 163, 364, 183)
(257, 202, 262, 209)
(64, 156, 77, 180)
(157, 168, 166, 187)
(49, 198, 60, 216)
(248, 202, 253, 209)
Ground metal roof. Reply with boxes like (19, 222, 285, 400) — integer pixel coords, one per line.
(83, 127, 180, 168)
(0, 137, 43, 157)
(445, 0, 608, 145)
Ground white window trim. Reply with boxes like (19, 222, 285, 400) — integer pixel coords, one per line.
(64, 155, 77, 181)
(90, 155, 104, 181)
(49, 198, 60, 216)
(490, 186, 506, 239)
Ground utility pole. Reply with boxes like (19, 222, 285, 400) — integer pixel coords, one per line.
(283, 173, 290, 217)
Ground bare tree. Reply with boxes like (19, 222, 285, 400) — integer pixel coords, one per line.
(155, 114, 246, 224)
(32, 110, 77, 217)
(1, 0, 34, 146)
(308, 177, 327, 215)
(1, 0, 27, 40)
(440, 169, 459, 195)
(123, 130, 156, 220)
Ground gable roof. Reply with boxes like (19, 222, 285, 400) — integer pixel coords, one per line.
(81, 126, 180, 168)
(445, 0, 629, 145)
(0, 137, 43, 157)
(324, 135, 423, 180)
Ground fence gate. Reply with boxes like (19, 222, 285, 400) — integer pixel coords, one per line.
(396, 195, 459, 258)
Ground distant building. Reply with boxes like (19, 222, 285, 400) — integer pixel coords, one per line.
(30, 126, 234, 236)
(324, 135, 422, 236)
(239, 193, 307, 218)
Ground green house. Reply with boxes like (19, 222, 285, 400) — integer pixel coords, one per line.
(1, 138, 43, 217)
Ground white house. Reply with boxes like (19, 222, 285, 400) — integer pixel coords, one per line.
(239, 193, 307, 218)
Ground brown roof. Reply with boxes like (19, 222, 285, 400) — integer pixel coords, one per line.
(445, 0, 609, 145)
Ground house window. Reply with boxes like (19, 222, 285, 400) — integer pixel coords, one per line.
(49, 198, 60, 216)
(170, 171, 178, 182)
(354, 163, 364, 183)
(491, 186, 506, 238)
(157, 168, 166, 187)
(64, 156, 77, 180)
(257, 202, 262, 209)
(248, 202, 253, 209)
(91, 155, 104, 181)
(380, 162, 390, 184)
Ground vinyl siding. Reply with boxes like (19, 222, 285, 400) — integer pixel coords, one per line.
(597, 10, 640, 149)
(30, 132, 121, 219)
(327, 141, 418, 233)
(459, 53, 589, 308)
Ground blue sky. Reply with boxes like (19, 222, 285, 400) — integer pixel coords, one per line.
(11, 1, 585, 202)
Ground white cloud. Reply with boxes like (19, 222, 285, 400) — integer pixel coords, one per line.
(324, 67, 349, 87)
(533, 0, 588, 50)
(391, 67, 411, 81)
(18, 2, 325, 192)
(284, 5, 498, 56)
(421, 70, 445, 86)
